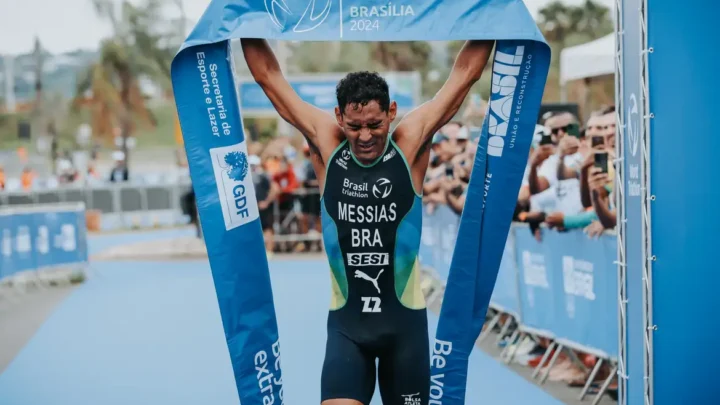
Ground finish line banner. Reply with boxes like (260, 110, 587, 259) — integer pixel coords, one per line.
(171, 0, 549, 403)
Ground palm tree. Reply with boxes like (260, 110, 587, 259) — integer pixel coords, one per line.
(73, 39, 155, 161)
(74, 0, 185, 164)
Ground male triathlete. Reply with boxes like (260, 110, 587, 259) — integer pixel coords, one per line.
(241, 38, 493, 405)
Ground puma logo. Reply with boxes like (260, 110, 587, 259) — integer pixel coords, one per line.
(354, 269, 384, 294)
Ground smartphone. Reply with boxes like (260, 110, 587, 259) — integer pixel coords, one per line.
(591, 135, 604, 148)
(539, 133, 553, 146)
(445, 165, 454, 178)
(451, 185, 465, 197)
(566, 122, 581, 138)
(594, 151, 609, 174)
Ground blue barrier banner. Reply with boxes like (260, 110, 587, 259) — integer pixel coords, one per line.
(621, 0, 645, 402)
(489, 228, 522, 319)
(514, 228, 618, 357)
(420, 205, 459, 281)
(0, 213, 16, 280)
(172, 0, 549, 403)
(238, 73, 419, 114)
(552, 232, 617, 358)
(514, 228, 558, 336)
(0, 206, 87, 281)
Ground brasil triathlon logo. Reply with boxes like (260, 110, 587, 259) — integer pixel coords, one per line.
(264, 0, 332, 33)
(222, 151, 249, 182)
(372, 178, 392, 199)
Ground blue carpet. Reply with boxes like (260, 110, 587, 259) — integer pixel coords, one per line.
(0, 246, 561, 404)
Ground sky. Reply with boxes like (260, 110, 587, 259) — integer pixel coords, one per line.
(0, 0, 614, 55)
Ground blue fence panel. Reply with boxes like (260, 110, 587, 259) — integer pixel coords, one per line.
(0, 205, 88, 281)
(417, 208, 620, 359)
(549, 231, 618, 358)
(12, 213, 38, 272)
(514, 227, 559, 337)
(489, 229, 522, 319)
(421, 204, 459, 280)
(0, 213, 16, 279)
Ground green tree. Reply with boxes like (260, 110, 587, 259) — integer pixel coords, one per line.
(537, 0, 613, 102)
(74, 0, 185, 162)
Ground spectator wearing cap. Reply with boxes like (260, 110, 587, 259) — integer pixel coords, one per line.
(109, 151, 129, 183)
(455, 125, 470, 152)
(251, 154, 281, 257)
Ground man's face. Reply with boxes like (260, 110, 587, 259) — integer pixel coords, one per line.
(545, 113, 574, 144)
(585, 115, 604, 138)
(336, 100, 397, 163)
(599, 112, 616, 148)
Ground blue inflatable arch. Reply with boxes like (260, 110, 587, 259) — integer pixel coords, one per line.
(171, 0, 549, 403)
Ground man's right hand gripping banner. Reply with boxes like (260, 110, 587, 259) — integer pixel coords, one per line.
(171, 0, 548, 404)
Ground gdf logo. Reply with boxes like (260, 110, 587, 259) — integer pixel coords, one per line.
(372, 178, 392, 199)
(264, 0, 332, 33)
(210, 142, 259, 230)
(627, 93, 639, 157)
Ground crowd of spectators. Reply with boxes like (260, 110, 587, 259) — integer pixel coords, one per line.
(423, 106, 617, 240)
(0, 147, 129, 192)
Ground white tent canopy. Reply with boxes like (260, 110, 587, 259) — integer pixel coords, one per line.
(560, 34, 615, 84)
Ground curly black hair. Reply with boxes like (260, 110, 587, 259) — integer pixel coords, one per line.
(336, 71, 390, 115)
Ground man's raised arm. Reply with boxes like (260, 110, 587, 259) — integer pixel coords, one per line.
(240, 39, 338, 157)
(395, 40, 494, 164)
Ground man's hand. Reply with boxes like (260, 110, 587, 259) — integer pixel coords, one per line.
(588, 167, 610, 196)
(545, 212, 565, 231)
(453, 163, 469, 181)
(394, 40, 493, 168)
(258, 200, 270, 210)
(584, 220, 605, 238)
(531, 145, 554, 167)
(558, 136, 579, 157)
(581, 150, 595, 170)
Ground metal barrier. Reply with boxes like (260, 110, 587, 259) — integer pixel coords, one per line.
(0, 183, 325, 239)
(0, 181, 193, 231)
(419, 204, 618, 404)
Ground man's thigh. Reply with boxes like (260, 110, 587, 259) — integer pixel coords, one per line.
(321, 331, 376, 405)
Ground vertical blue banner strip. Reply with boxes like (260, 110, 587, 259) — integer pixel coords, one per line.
(430, 42, 549, 404)
(647, 2, 718, 404)
(171, 1, 549, 403)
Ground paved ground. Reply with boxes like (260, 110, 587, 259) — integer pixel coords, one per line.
(0, 284, 77, 374)
(0, 228, 610, 404)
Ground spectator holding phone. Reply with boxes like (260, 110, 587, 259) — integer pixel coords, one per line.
(423, 133, 455, 212)
(527, 113, 585, 230)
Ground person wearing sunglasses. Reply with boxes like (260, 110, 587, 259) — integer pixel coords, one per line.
(527, 112, 582, 197)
